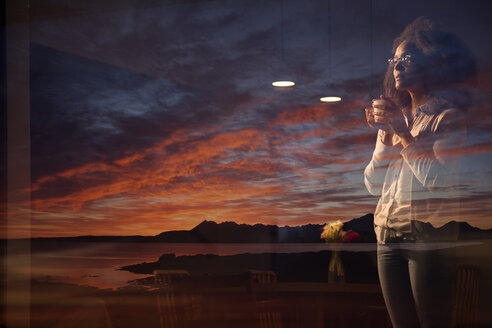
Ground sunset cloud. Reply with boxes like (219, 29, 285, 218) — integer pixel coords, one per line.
(25, 81, 492, 237)
(5, 0, 491, 238)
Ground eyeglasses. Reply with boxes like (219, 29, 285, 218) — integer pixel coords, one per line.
(387, 54, 413, 66)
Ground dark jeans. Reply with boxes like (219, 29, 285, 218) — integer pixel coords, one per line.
(377, 244, 456, 328)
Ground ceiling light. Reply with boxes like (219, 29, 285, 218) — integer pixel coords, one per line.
(272, 81, 295, 87)
(272, 0, 295, 88)
(320, 96, 341, 102)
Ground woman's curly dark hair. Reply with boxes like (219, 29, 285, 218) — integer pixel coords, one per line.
(383, 17, 477, 110)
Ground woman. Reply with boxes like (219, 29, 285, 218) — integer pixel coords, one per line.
(364, 17, 476, 328)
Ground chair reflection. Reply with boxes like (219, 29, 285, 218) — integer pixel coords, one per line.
(454, 265, 480, 327)
(153, 270, 198, 328)
(154, 270, 191, 286)
(248, 270, 283, 328)
(249, 270, 277, 285)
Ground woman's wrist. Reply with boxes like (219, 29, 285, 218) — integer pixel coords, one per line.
(399, 131, 415, 148)
(379, 130, 393, 146)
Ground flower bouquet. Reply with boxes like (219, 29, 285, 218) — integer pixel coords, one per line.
(321, 220, 359, 283)
(321, 220, 359, 243)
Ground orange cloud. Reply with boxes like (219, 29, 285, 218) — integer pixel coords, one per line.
(9, 93, 492, 237)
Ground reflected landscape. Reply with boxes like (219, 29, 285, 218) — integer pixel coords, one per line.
(3, 0, 492, 327)
(4, 231, 492, 327)
(28, 242, 380, 289)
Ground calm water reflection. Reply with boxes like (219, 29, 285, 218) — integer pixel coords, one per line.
(29, 242, 375, 289)
(24, 241, 486, 289)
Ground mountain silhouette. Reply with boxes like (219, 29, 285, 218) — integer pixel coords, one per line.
(27, 214, 491, 243)
(155, 220, 324, 243)
(154, 214, 491, 243)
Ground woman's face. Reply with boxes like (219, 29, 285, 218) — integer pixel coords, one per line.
(392, 41, 425, 92)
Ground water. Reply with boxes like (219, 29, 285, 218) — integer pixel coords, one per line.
(24, 242, 378, 289)
(8, 241, 487, 289)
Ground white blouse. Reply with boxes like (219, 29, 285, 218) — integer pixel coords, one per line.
(364, 102, 466, 243)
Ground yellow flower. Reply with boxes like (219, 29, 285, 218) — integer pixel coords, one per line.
(321, 220, 344, 241)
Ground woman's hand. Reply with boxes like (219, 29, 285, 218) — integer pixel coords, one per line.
(366, 95, 395, 131)
(366, 97, 395, 146)
(365, 107, 376, 129)
(365, 99, 392, 132)
(378, 95, 415, 147)
(377, 96, 404, 134)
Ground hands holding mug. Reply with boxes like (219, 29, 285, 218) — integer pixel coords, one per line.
(365, 95, 396, 130)
(365, 95, 414, 147)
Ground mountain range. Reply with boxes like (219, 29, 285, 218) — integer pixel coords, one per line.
(28, 214, 492, 243)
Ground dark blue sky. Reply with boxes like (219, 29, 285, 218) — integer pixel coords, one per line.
(20, 0, 492, 236)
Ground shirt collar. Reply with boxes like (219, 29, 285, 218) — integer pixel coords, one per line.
(415, 97, 450, 116)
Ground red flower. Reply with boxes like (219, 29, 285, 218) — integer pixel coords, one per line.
(343, 231, 359, 243)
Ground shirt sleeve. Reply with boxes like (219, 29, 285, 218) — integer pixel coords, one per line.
(400, 108, 466, 190)
(364, 130, 401, 196)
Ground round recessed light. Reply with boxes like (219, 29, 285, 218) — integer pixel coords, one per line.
(320, 96, 342, 102)
(272, 81, 295, 87)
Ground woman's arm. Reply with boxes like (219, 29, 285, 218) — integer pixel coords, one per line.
(400, 109, 466, 190)
(364, 130, 400, 196)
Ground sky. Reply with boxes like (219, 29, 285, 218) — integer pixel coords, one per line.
(6, 0, 492, 237)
